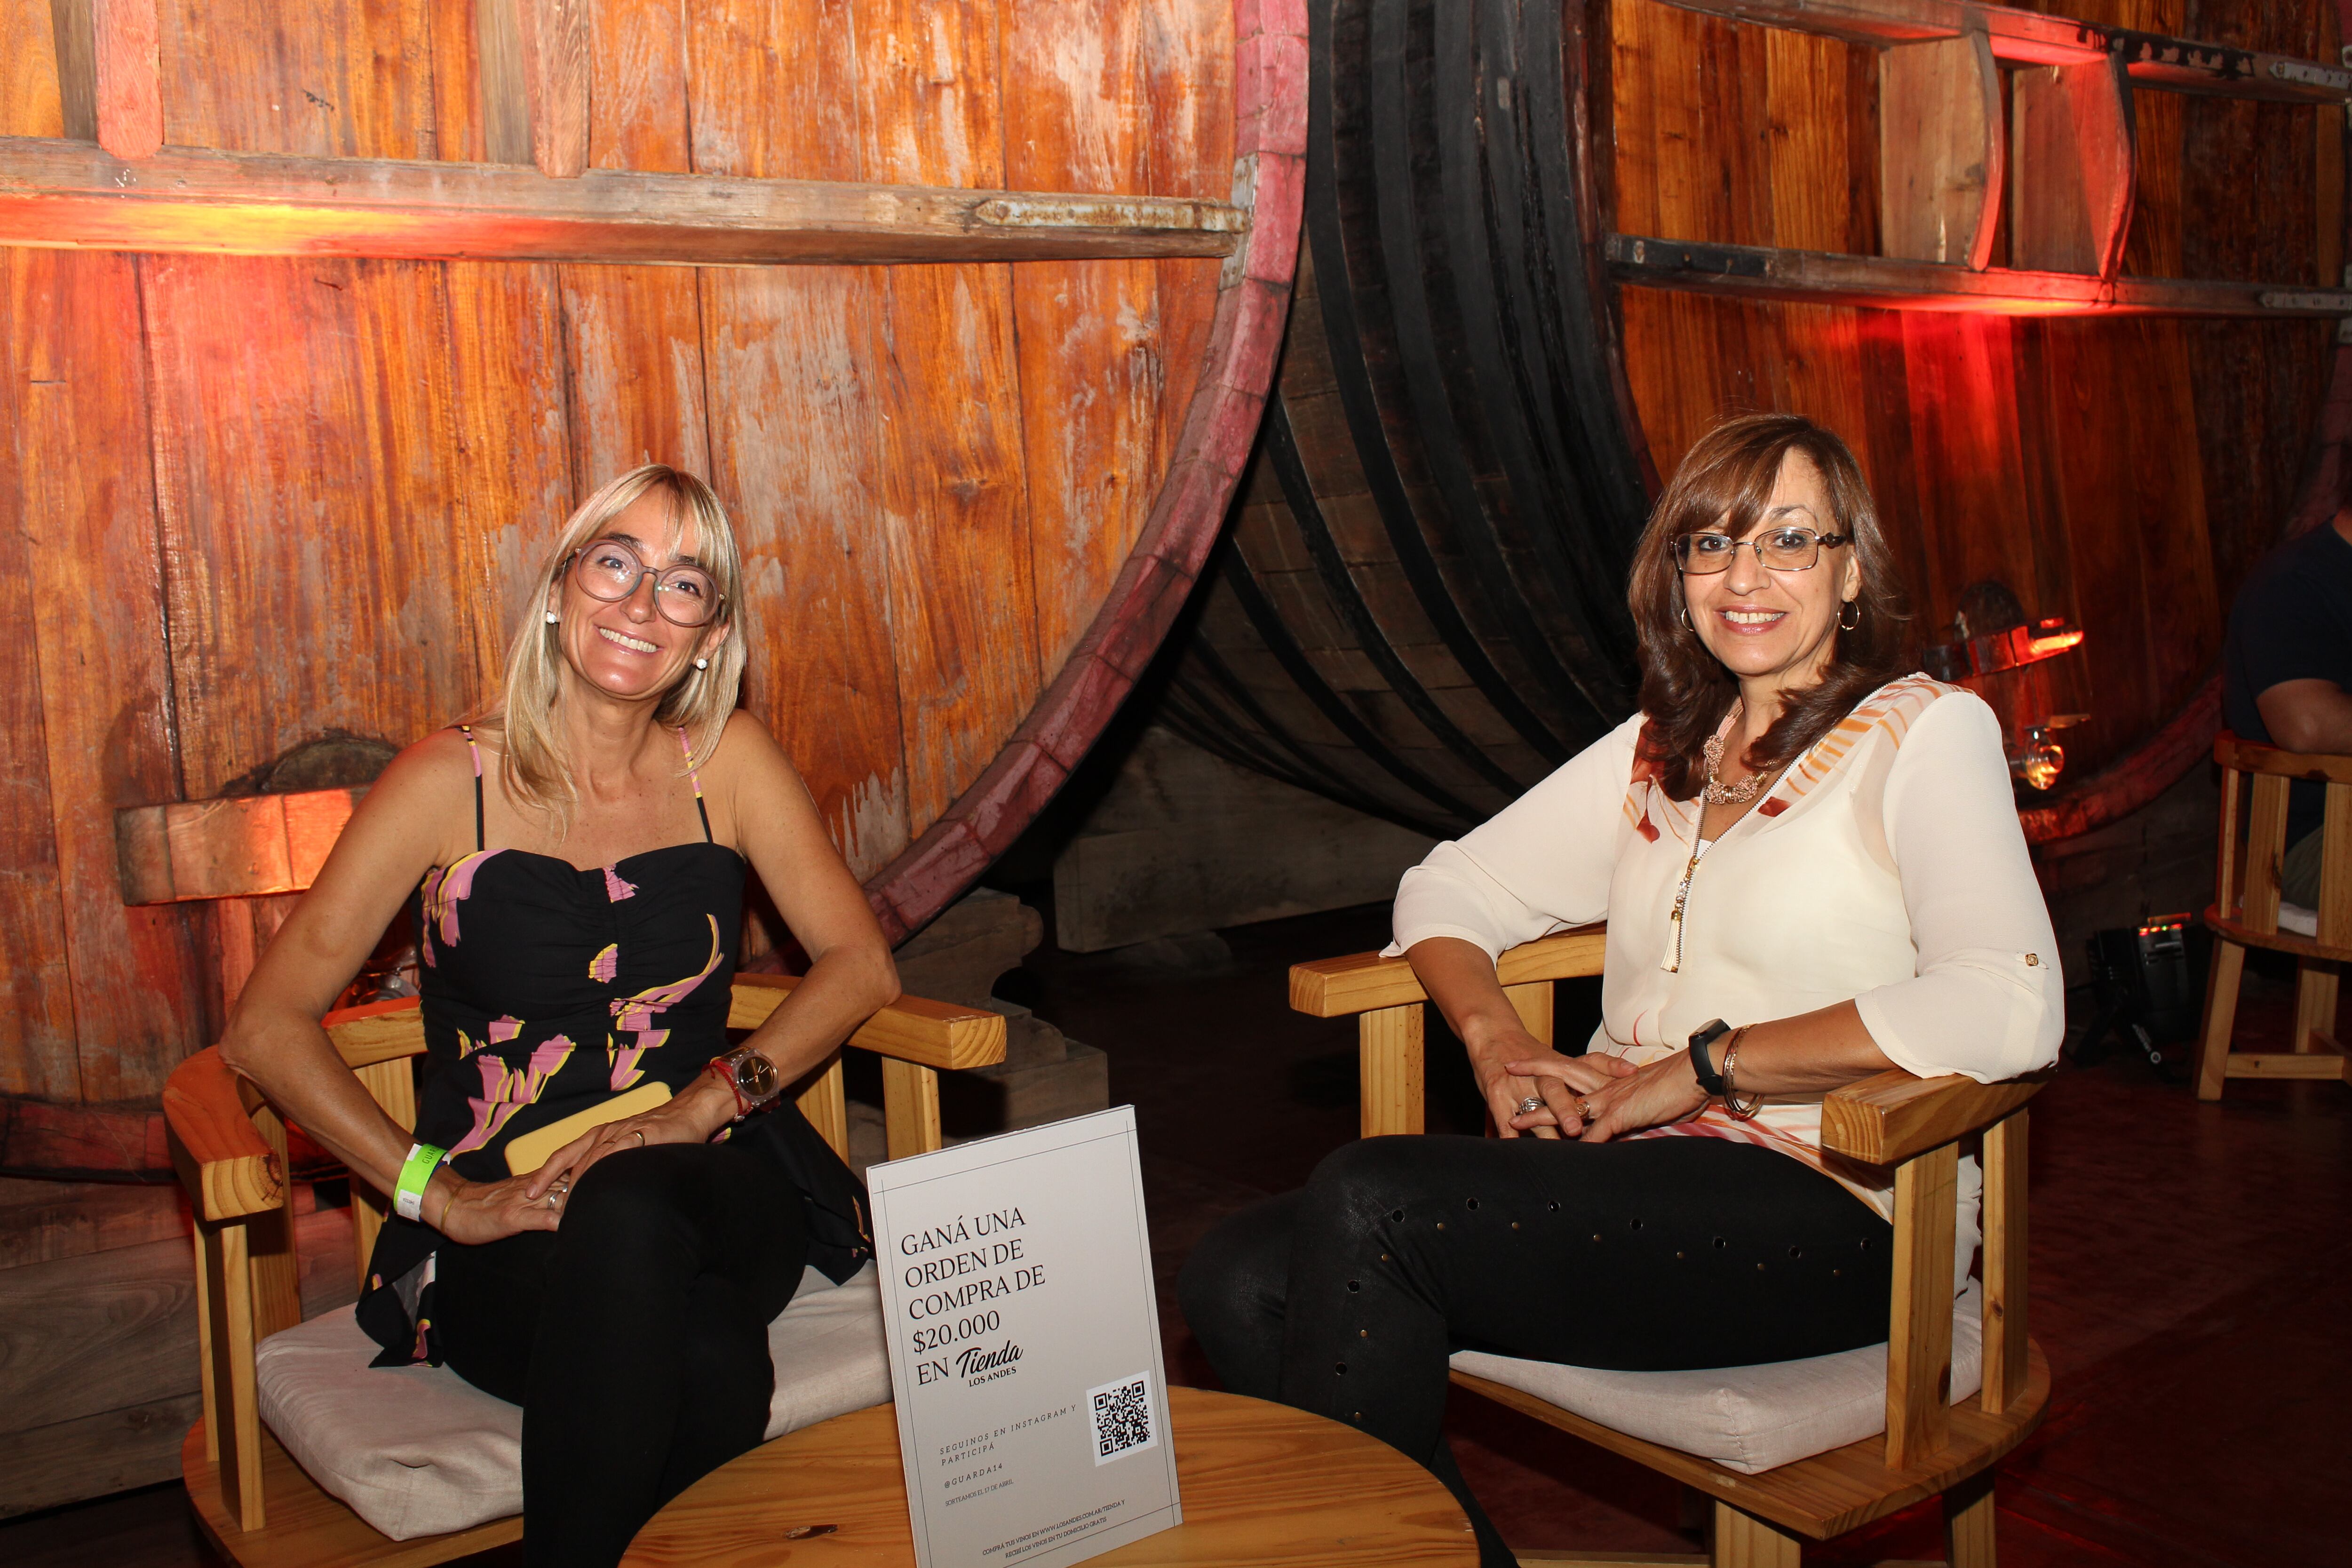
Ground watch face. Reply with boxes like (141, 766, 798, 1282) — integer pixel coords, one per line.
(733, 1051, 780, 1101)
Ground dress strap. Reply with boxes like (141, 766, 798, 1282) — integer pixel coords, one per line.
(457, 725, 485, 851)
(677, 727, 712, 843)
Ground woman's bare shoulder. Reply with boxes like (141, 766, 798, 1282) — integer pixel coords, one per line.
(705, 709, 799, 783)
(356, 728, 485, 858)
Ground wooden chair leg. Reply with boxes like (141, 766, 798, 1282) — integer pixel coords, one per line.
(2195, 939, 2246, 1101)
(1711, 1501, 1801, 1567)
(1945, 1472, 1998, 1568)
(2293, 961, 2339, 1054)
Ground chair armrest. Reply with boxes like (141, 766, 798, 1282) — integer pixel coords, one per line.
(162, 1047, 285, 1222)
(323, 995, 428, 1067)
(728, 974, 1006, 1070)
(2215, 730, 2352, 784)
(1290, 926, 1607, 1017)
(1821, 1068, 2044, 1165)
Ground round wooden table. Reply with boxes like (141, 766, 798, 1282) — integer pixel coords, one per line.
(621, 1385, 1477, 1567)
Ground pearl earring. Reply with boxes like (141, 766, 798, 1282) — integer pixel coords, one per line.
(544, 611, 559, 625)
(694, 657, 709, 671)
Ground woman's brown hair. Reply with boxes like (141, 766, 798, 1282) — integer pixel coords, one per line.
(1627, 414, 1909, 801)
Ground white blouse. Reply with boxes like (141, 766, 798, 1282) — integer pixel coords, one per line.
(1386, 677, 2065, 1274)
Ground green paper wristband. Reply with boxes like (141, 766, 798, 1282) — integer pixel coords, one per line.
(396, 1142, 447, 1224)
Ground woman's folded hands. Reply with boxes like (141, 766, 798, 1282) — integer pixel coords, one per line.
(1515, 1047, 1708, 1142)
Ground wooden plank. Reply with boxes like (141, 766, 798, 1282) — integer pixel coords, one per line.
(860, 1, 1042, 839)
(1884, 1142, 1957, 1470)
(2216, 731, 2352, 785)
(1141, 0, 1235, 484)
(47, 0, 161, 159)
(0, 139, 1251, 266)
(323, 999, 428, 1070)
(2194, 937, 2245, 1099)
(2010, 57, 2134, 277)
(164, 1048, 283, 1222)
(1978, 1109, 2028, 1416)
(1449, 1342, 2049, 1541)
(880, 1057, 940, 1161)
(587, 0, 687, 174)
(183, 1421, 524, 1568)
(438, 258, 575, 693)
(2244, 772, 2292, 933)
(1505, 979, 1554, 1049)
(199, 1216, 264, 1529)
(1359, 1004, 1424, 1139)
(1289, 927, 1608, 1018)
(513, 0, 589, 177)
(1659, 0, 2352, 103)
(695, 264, 908, 878)
(0, 1232, 196, 1438)
(154, 0, 439, 159)
(558, 263, 710, 487)
(0, 255, 82, 1100)
(12, 0, 72, 138)
(139, 254, 472, 802)
(114, 789, 366, 903)
(682, 0, 905, 888)
(1820, 1069, 2043, 1165)
(0, 1177, 185, 1270)
(349, 1056, 413, 1289)
(1713, 1503, 1802, 1568)
(1608, 234, 2352, 315)
(1007, 0, 1165, 678)
(0, 1391, 197, 1519)
(725, 975, 1007, 1071)
(2223, 1051, 2352, 1080)
(794, 1055, 849, 1163)
(1880, 28, 2002, 269)
(2321, 780, 2352, 949)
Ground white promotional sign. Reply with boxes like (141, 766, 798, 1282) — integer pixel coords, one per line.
(867, 1106, 1181, 1568)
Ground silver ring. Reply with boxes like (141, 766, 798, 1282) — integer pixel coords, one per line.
(1514, 1096, 1544, 1116)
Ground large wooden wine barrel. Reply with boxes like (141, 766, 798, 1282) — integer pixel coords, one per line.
(0, 0, 1308, 1123)
(1171, 0, 2352, 844)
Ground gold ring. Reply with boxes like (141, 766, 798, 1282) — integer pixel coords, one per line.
(632, 1130, 646, 1147)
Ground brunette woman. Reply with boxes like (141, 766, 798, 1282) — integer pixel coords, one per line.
(1179, 414, 2063, 1566)
(222, 466, 897, 1567)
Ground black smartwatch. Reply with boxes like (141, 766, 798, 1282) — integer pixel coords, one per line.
(1686, 1018, 1733, 1097)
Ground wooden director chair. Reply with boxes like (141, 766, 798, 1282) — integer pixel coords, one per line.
(2194, 732, 2352, 1098)
(162, 974, 1006, 1567)
(1291, 927, 2048, 1568)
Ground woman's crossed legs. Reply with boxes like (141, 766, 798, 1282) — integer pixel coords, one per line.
(1178, 1134, 1894, 1566)
(436, 1140, 811, 1568)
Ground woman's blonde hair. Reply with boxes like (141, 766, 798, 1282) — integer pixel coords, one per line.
(488, 464, 748, 827)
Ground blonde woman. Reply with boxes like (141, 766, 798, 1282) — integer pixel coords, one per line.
(222, 466, 898, 1568)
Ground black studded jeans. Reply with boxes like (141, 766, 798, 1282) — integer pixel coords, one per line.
(1177, 1134, 1895, 1566)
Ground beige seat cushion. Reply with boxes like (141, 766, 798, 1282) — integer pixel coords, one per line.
(255, 1263, 890, 1541)
(1448, 1281, 1983, 1475)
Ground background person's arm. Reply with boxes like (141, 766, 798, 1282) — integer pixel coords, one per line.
(2256, 678, 2352, 756)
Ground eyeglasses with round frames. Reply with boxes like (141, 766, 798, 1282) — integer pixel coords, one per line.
(1673, 526, 1850, 574)
(566, 539, 724, 627)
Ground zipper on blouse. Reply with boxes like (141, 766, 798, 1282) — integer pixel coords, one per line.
(1663, 844, 1703, 973)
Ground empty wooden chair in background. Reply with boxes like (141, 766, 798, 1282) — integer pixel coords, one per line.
(2195, 733, 2352, 1098)
(1291, 928, 2048, 1568)
(163, 977, 1004, 1567)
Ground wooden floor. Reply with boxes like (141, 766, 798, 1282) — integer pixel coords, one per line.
(3, 899, 2341, 1568)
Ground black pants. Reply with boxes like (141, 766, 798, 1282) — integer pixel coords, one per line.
(436, 1141, 810, 1568)
(1176, 1135, 1894, 1567)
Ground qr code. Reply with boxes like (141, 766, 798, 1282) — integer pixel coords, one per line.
(1085, 1372, 1158, 1465)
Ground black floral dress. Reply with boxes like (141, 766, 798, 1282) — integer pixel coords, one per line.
(356, 728, 868, 1366)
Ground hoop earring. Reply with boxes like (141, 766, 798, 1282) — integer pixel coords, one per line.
(1678, 605, 1693, 632)
(544, 611, 559, 625)
(1837, 599, 1860, 631)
